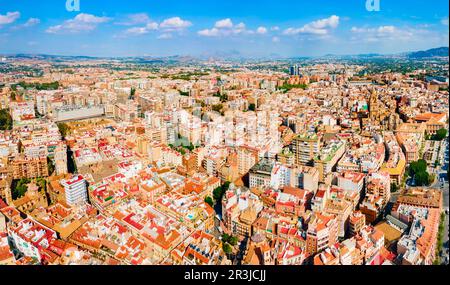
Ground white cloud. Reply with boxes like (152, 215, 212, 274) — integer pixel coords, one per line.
(159, 17, 192, 31)
(377, 25, 395, 33)
(157, 33, 173, 39)
(23, 18, 40, 27)
(146, 22, 159, 30)
(73, 13, 110, 24)
(272, 36, 280, 43)
(350, 26, 365, 33)
(234, 22, 248, 34)
(123, 22, 158, 36)
(121, 16, 189, 38)
(0, 11, 20, 26)
(349, 25, 433, 43)
(120, 14, 159, 36)
(270, 26, 280, 31)
(441, 17, 449, 26)
(125, 27, 149, 35)
(198, 18, 258, 37)
(10, 17, 40, 30)
(283, 15, 340, 36)
(215, 18, 233, 29)
(351, 25, 399, 37)
(256, 26, 267, 34)
(46, 13, 111, 34)
(198, 27, 220, 37)
(117, 13, 151, 26)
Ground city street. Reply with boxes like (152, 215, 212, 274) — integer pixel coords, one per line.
(431, 137, 449, 210)
(442, 212, 449, 265)
(432, 137, 449, 265)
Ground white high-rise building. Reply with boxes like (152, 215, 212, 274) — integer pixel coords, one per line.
(61, 175, 87, 206)
(35, 91, 52, 116)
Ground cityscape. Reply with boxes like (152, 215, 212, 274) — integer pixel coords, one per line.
(0, 0, 449, 267)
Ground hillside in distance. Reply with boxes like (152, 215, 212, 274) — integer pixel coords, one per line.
(408, 47, 449, 58)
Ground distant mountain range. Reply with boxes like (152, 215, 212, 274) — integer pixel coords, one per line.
(10, 54, 100, 60)
(1, 47, 448, 62)
(316, 47, 449, 60)
(407, 47, 449, 58)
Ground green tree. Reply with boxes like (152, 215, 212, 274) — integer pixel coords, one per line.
(415, 171, 430, 186)
(38, 81, 59, 90)
(187, 143, 195, 152)
(222, 243, 232, 254)
(213, 182, 231, 203)
(204, 196, 214, 207)
(215, 91, 228, 102)
(222, 233, 230, 243)
(129, 87, 136, 100)
(409, 159, 431, 186)
(229, 236, 238, 246)
(36, 178, 47, 192)
(432, 128, 448, 141)
(57, 122, 70, 138)
(47, 157, 55, 175)
(213, 186, 223, 201)
(277, 82, 308, 92)
(11, 178, 31, 200)
(222, 181, 231, 192)
(0, 109, 13, 130)
(212, 104, 223, 113)
(16, 81, 60, 91)
(67, 147, 78, 174)
(391, 183, 399, 193)
(409, 159, 427, 176)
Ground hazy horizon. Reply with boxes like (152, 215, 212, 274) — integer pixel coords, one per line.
(0, 0, 449, 58)
(1, 46, 449, 60)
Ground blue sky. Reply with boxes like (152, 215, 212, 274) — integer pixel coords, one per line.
(0, 0, 448, 57)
